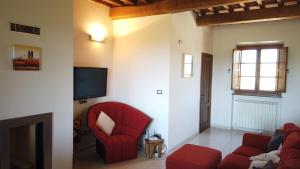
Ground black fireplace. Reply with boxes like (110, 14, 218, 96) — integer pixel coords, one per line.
(0, 113, 52, 169)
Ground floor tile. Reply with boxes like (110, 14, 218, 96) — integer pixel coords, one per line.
(74, 128, 245, 169)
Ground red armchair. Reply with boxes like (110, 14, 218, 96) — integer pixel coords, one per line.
(88, 102, 151, 163)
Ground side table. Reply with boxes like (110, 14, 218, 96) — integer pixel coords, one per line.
(145, 138, 164, 159)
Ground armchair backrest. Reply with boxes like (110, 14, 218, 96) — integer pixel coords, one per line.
(88, 102, 151, 140)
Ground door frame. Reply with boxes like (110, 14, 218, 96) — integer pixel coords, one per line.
(199, 52, 213, 133)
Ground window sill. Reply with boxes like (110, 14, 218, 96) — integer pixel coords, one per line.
(232, 91, 282, 98)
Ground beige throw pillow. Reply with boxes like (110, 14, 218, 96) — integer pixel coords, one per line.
(96, 111, 115, 136)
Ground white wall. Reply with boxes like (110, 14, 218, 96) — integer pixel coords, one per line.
(112, 12, 213, 149)
(168, 12, 213, 148)
(211, 19, 300, 128)
(73, 0, 113, 118)
(112, 15, 171, 145)
(0, 0, 73, 169)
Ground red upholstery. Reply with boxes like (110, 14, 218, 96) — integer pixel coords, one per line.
(242, 133, 271, 151)
(282, 123, 300, 140)
(233, 145, 265, 157)
(219, 123, 300, 169)
(104, 135, 137, 163)
(278, 130, 300, 169)
(218, 133, 269, 169)
(166, 144, 222, 169)
(218, 153, 251, 169)
(88, 102, 151, 163)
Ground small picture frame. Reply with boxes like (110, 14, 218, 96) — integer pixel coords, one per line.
(183, 53, 193, 78)
(13, 44, 41, 71)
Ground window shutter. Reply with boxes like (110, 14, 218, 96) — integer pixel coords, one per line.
(232, 49, 241, 90)
(276, 47, 288, 92)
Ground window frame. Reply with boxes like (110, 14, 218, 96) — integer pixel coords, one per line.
(232, 44, 285, 97)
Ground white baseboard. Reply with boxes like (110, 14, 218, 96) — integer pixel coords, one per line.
(211, 124, 232, 130)
(168, 132, 199, 154)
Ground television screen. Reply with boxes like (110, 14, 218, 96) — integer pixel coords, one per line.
(74, 67, 107, 100)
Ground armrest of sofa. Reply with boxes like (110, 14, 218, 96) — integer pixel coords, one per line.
(242, 133, 271, 151)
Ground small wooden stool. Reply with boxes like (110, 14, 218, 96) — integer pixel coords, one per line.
(145, 138, 164, 159)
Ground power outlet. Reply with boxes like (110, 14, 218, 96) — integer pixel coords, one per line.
(157, 90, 163, 95)
(79, 99, 88, 104)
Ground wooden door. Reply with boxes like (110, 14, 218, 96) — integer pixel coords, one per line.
(200, 53, 213, 133)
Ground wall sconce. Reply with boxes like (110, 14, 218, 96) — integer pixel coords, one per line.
(89, 23, 106, 43)
(89, 33, 105, 42)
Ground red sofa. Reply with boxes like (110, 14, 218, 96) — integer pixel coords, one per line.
(88, 102, 151, 163)
(218, 123, 300, 169)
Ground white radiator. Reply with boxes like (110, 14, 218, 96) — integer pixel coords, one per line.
(232, 96, 282, 132)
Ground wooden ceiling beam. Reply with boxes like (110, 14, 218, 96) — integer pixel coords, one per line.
(110, 0, 256, 19)
(257, 0, 265, 9)
(225, 5, 235, 12)
(197, 5, 300, 26)
(103, 0, 124, 6)
(121, 0, 136, 5)
(277, 0, 284, 6)
(93, 0, 113, 7)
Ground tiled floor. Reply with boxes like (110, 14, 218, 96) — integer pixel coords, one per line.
(74, 128, 246, 169)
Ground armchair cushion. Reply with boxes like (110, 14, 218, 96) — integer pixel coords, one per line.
(96, 111, 115, 136)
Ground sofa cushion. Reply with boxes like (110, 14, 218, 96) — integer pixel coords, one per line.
(282, 132, 300, 150)
(278, 130, 300, 169)
(278, 158, 300, 169)
(279, 148, 300, 166)
(218, 153, 251, 169)
(283, 123, 300, 139)
(283, 148, 300, 159)
(242, 133, 271, 151)
(233, 145, 265, 157)
(280, 132, 300, 162)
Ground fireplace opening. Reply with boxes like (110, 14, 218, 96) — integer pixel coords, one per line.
(0, 113, 52, 169)
(9, 123, 44, 169)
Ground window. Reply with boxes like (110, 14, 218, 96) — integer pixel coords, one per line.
(183, 54, 193, 78)
(232, 45, 288, 96)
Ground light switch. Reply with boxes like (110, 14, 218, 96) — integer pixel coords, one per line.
(157, 90, 163, 95)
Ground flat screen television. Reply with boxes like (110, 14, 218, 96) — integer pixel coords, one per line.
(74, 67, 107, 100)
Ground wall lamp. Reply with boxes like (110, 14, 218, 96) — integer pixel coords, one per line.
(89, 23, 106, 43)
(89, 32, 105, 42)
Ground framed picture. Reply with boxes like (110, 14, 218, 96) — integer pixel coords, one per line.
(183, 53, 193, 78)
(13, 45, 41, 71)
